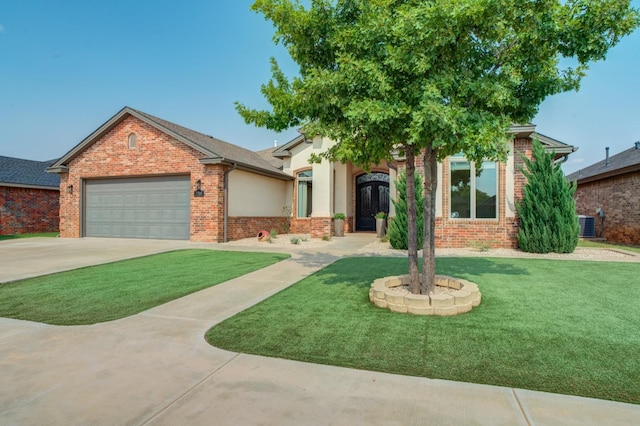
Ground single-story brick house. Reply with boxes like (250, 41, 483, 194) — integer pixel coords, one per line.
(0, 156, 60, 235)
(566, 142, 640, 245)
(48, 106, 575, 247)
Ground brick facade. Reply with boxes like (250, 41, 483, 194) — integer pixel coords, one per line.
(394, 139, 530, 249)
(54, 108, 537, 246)
(227, 216, 290, 240)
(0, 186, 59, 234)
(290, 217, 334, 238)
(574, 171, 640, 245)
(58, 115, 237, 242)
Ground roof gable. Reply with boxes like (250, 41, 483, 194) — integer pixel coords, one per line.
(0, 156, 60, 189)
(48, 107, 290, 180)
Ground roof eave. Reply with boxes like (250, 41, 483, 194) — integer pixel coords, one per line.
(199, 157, 292, 181)
(573, 164, 640, 185)
(509, 124, 536, 138)
(273, 134, 306, 156)
(272, 150, 292, 158)
(46, 165, 70, 174)
(0, 182, 60, 190)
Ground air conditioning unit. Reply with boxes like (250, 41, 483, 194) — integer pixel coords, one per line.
(578, 215, 595, 238)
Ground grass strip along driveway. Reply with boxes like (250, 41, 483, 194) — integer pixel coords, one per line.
(0, 250, 289, 325)
(0, 232, 59, 241)
(206, 257, 640, 405)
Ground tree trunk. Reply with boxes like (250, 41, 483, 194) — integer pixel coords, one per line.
(404, 145, 420, 294)
(421, 144, 438, 295)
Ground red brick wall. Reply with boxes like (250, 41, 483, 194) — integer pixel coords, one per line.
(393, 139, 530, 249)
(310, 217, 332, 238)
(574, 171, 640, 245)
(227, 216, 289, 240)
(290, 218, 310, 234)
(289, 217, 333, 238)
(0, 186, 59, 234)
(57, 115, 233, 242)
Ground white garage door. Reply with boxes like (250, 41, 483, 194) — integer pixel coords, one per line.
(85, 176, 190, 240)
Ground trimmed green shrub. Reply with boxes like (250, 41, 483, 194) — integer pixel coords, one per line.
(389, 172, 424, 250)
(517, 139, 580, 253)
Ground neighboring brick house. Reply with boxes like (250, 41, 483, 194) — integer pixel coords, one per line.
(566, 143, 640, 245)
(0, 156, 60, 235)
(48, 107, 575, 247)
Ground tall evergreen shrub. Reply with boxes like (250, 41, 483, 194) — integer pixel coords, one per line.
(389, 172, 424, 250)
(517, 139, 580, 253)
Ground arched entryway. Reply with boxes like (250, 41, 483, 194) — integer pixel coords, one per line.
(355, 172, 390, 231)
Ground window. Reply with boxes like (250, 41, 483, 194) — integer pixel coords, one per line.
(297, 170, 313, 218)
(128, 133, 137, 149)
(450, 159, 497, 219)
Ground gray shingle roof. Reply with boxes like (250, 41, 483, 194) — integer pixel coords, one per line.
(566, 144, 640, 183)
(255, 147, 284, 169)
(0, 156, 60, 189)
(130, 108, 289, 178)
(49, 107, 291, 180)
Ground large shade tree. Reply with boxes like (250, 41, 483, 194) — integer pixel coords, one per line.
(237, 0, 638, 295)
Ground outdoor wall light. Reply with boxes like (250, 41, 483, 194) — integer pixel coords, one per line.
(66, 184, 73, 194)
(193, 179, 204, 197)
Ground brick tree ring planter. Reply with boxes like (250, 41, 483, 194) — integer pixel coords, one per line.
(369, 275, 481, 316)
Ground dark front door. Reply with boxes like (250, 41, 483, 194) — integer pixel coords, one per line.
(356, 173, 390, 231)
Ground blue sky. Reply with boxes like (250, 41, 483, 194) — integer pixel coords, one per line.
(1, 1, 638, 175)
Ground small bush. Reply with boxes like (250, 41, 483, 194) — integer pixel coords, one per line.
(280, 206, 292, 234)
(469, 240, 495, 252)
(388, 172, 424, 250)
(269, 229, 278, 239)
(290, 237, 301, 245)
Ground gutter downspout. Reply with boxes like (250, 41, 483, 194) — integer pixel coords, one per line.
(553, 154, 569, 166)
(223, 163, 237, 243)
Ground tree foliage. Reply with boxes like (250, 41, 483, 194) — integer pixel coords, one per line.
(517, 140, 580, 253)
(389, 172, 424, 250)
(237, 0, 639, 294)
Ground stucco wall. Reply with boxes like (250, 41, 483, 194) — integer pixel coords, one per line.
(0, 186, 59, 234)
(285, 137, 341, 237)
(574, 171, 640, 245)
(228, 170, 288, 216)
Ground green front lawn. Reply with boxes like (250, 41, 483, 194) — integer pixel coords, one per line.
(206, 257, 640, 404)
(0, 232, 59, 241)
(0, 250, 289, 325)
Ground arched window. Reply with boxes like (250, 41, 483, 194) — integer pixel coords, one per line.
(128, 133, 137, 149)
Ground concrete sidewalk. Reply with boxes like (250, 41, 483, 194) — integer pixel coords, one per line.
(0, 235, 638, 425)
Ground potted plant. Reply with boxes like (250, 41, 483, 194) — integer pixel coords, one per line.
(333, 213, 346, 237)
(375, 212, 387, 238)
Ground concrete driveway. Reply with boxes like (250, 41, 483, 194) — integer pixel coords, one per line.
(0, 237, 203, 283)
(1, 236, 639, 425)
